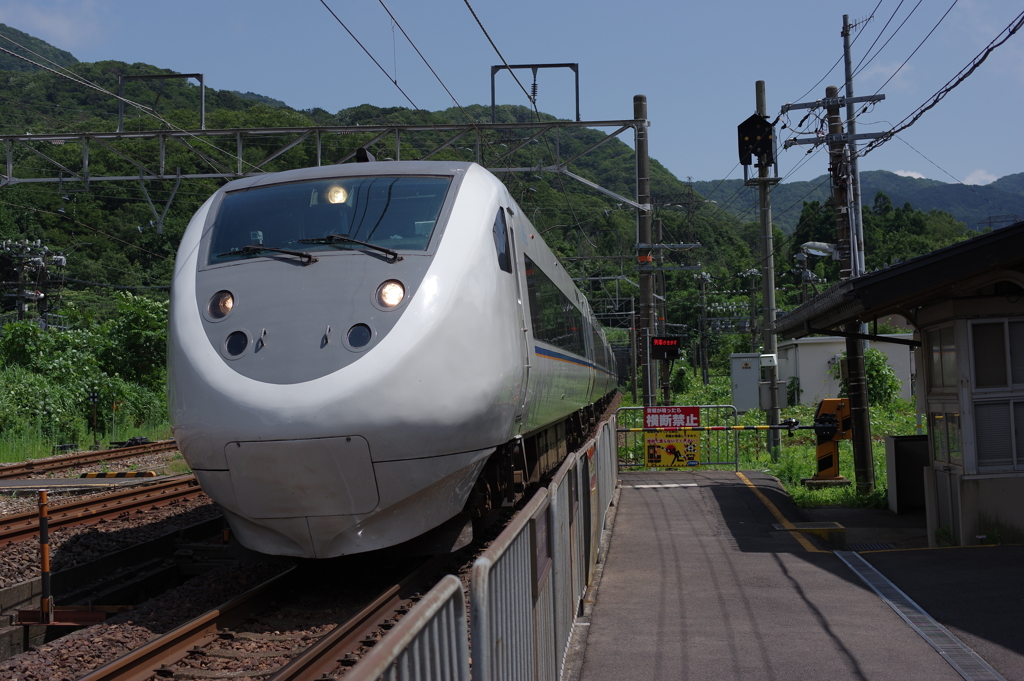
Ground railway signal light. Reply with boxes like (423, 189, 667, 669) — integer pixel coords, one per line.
(737, 114, 775, 166)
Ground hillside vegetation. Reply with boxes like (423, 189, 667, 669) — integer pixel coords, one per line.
(693, 170, 1024, 234)
(0, 26, 999, 453)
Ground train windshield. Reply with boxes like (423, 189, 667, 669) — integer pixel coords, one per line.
(208, 175, 452, 264)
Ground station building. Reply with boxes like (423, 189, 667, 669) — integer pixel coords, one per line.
(773, 221, 1024, 547)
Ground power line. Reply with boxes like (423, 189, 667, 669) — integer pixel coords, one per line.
(862, 9, 1024, 155)
(0, 200, 173, 262)
(64, 277, 169, 290)
(0, 41, 260, 177)
(868, 0, 958, 95)
(852, 0, 916, 78)
(787, 0, 881, 108)
(893, 134, 1017, 223)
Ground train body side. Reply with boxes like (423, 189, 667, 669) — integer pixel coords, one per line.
(168, 161, 615, 558)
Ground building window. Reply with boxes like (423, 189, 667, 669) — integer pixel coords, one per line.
(971, 320, 1024, 390)
(930, 410, 962, 464)
(970, 318, 1024, 470)
(928, 325, 957, 390)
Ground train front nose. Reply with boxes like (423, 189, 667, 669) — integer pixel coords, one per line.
(224, 436, 379, 518)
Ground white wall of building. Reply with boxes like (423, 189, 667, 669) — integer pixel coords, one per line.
(776, 335, 914, 406)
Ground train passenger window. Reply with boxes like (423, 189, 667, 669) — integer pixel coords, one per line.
(492, 209, 512, 273)
(208, 176, 452, 264)
(524, 255, 585, 356)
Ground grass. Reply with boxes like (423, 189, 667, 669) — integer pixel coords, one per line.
(164, 453, 193, 475)
(618, 377, 923, 508)
(0, 420, 174, 465)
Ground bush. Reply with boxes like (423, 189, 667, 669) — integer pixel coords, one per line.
(670, 364, 691, 394)
(0, 292, 169, 453)
(830, 347, 902, 406)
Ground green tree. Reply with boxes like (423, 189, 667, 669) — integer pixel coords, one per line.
(99, 292, 168, 391)
(830, 347, 901, 406)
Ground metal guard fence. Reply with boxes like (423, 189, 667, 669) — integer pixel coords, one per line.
(345, 575, 470, 681)
(345, 412, 618, 681)
(615, 405, 740, 470)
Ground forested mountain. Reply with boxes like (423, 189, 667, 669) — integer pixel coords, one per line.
(0, 23, 78, 72)
(692, 170, 1024, 234)
(0, 25, 998, 386)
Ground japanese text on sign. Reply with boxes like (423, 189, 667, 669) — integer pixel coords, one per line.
(643, 406, 699, 429)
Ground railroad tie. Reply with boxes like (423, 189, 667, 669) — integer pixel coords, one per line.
(79, 471, 158, 478)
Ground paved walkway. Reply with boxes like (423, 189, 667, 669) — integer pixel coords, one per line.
(575, 470, 1020, 680)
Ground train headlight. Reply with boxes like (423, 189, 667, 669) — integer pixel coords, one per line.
(326, 185, 348, 204)
(208, 290, 235, 319)
(376, 280, 405, 308)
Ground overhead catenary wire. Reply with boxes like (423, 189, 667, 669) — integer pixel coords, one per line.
(455, 0, 595, 242)
(365, 0, 532, 198)
(316, 0, 422, 111)
(461, 0, 534, 105)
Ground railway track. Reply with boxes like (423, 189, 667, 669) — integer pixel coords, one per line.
(0, 439, 179, 480)
(79, 558, 440, 681)
(0, 475, 204, 548)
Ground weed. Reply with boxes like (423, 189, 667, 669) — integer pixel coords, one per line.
(167, 459, 192, 475)
(936, 524, 954, 546)
(618, 377, 920, 509)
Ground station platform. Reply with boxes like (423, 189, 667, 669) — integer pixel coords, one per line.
(569, 470, 1024, 681)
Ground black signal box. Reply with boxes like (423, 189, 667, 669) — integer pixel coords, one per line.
(650, 336, 682, 361)
(738, 114, 775, 166)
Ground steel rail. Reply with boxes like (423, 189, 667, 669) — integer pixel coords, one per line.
(77, 567, 298, 681)
(76, 557, 443, 681)
(268, 557, 443, 681)
(0, 440, 179, 480)
(0, 475, 203, 547)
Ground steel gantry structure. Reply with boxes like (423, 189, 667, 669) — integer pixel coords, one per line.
(0, 119, 646, 211)
(1, 102, 677, 400)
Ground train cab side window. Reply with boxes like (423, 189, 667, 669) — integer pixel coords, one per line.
(492, 208, 512, 273)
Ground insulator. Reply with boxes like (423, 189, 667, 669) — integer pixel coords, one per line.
(531, 82, 538, 103)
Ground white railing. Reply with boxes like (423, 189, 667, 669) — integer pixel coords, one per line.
(346, 412, 618, 681)
(345, 575, 471, 681)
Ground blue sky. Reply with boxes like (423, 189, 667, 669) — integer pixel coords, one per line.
(0, 0, 1020, 187)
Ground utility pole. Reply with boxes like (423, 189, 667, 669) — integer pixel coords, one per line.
(698, 272, 710, 385)
(748, 270, 758, 353)
(843, 14, 866, 275)
(630, 299, 638, 404)
(635, 95, 655, 407)
(826, 85, 875, 494)
(655, 218, 671, 403)
(755, 82, 781, 457)
(782, 63, 885, 493)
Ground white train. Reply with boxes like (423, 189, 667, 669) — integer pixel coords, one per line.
(168, 160, 617, 558)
